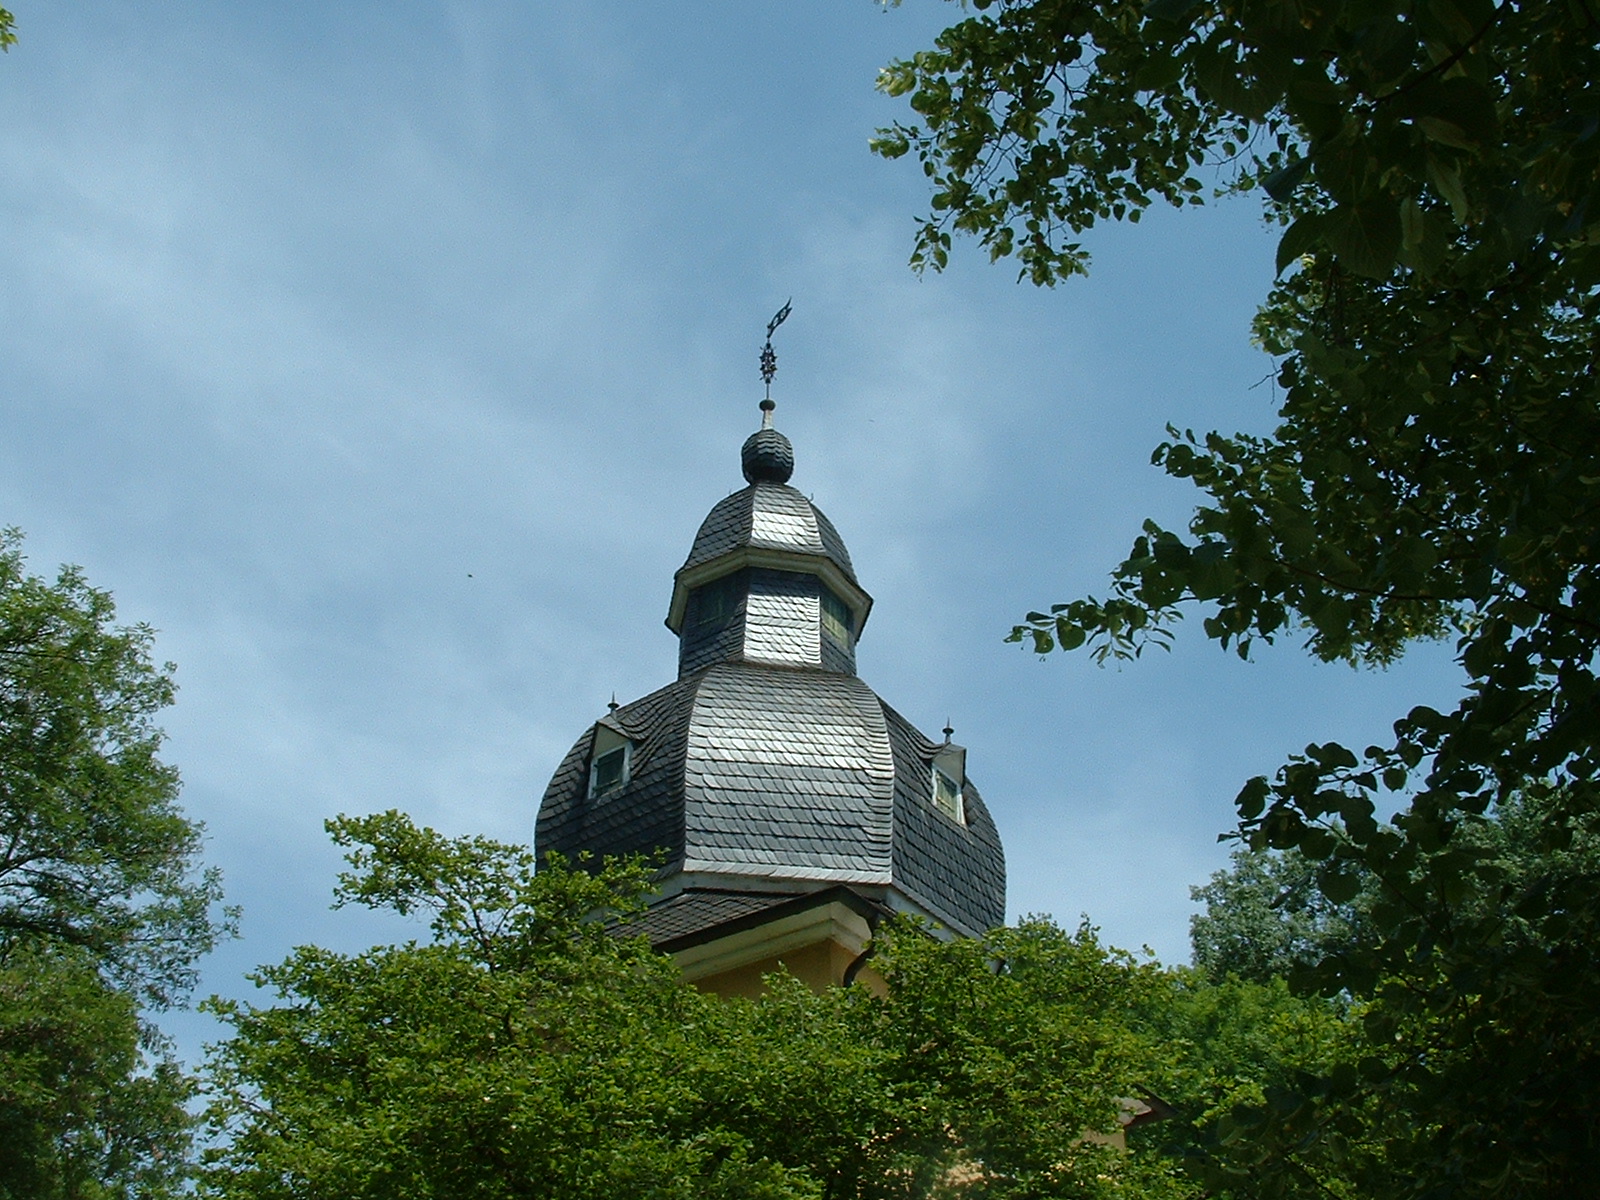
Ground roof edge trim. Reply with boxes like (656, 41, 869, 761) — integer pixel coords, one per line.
(884, 878, 988, 941)
(679, 857, 893, 886)
(655, 884, 889, 958)
(666, 546, 874, 634)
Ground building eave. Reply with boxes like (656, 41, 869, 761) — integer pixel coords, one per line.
(666, 546, 873, 636)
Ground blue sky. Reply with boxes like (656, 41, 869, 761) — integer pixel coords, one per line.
(1, 2, 1462, 1064)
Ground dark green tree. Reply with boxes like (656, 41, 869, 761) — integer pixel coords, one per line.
(0, 530, 232, 1199)
(1180, 796, 1600, 1195)
(0, 948, 196, 1200)
(876, 0, 1599, 1193)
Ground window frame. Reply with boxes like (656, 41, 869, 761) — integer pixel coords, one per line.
(931, 764, 965, 824)
(588, 724, 633, 800)
(691, 573, 740, 629)
(820, 585, 853, 645)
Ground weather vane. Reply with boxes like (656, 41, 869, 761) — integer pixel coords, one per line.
(759, 299, 792, 426)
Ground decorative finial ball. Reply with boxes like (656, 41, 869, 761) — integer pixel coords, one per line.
(741, 428, 794, 484)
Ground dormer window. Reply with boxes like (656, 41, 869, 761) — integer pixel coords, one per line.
(932, 740, 967, 824)
(821, 586, 852, 645)
(588, 723, 632, 799)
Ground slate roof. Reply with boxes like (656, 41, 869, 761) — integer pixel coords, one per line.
(882, 702, 1006, 933)
(614, 888, 806, 947)
(536, 677, 694, 867)
(682, 664, 893, 882)
(741, 428, 795, 484)
(616, 884, 891, 953)
(536, 661, 1005, 938)
(681, 481, 857, 583)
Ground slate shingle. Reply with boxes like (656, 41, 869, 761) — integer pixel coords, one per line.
(537, 658, 1004, 939)
(681, 481, 858, 585)
(615, 888, 806, 945)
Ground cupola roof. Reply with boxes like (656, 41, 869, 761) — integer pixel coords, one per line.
(537, 661, 1006, 938)
(666, 428, 867, 641)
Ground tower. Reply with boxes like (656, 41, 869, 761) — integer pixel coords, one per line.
(536, 391, 1005, 997)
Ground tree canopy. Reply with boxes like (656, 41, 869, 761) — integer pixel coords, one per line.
(202, 813, 1194, 1200)
(876, 0, 1599, 1193)
(0, 531, 228, 1011)
(1183, 797, 1600, 1195)
(0, 531, 232, 1199)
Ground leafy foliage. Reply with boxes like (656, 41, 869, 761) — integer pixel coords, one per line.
(0, 531, 232, 1198)
(0, 948, 196, 1200)
(1188, 844, 1369, 986)
(0, 531, 230, 1010)
(1135, 970, 1360, 1197)
(878, 0, 1600, 1193)
(202, 814, 1190, 1200)
(1180, 796, 1600, 1197)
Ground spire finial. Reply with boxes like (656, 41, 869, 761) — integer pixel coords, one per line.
(759, 299, 792, 429)
(942, 721, 955, 744)
(607, 694, 620, 714)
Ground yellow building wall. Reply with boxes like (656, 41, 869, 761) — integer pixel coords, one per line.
(689, 937, 885, 999)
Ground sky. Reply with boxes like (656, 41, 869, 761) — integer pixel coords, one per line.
(0, 2, 1464, 1066)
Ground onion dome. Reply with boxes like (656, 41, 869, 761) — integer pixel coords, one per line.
(741, 428, 794, 484)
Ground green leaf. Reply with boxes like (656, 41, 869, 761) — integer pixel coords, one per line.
(1262, 156, 1311, 203)
(1237, 776, 1271, 819)
(1055, 620, 1088, 651)
(1425, 153, 1471, 219)
(1319, 866, 1361, 904)
(1399, 77, 1500, 150)
(1144, 0, 1205, 21)
(1324, 199, 1402, 279)
(1276, 212, 1324, 275)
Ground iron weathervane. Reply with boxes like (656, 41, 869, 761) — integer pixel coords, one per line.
(759, 299, 792, 425)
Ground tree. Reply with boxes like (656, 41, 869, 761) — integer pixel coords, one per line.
(1181, 797, 1600, 1196)
(202, 812, 1189, 1200)
(0, 530, 232, 1198)
(875, 0, 1599, 1193)
(1187, 844, 1369, 985)
(0, 948, 196, 1200)
(1132, 970, 1360, 1199)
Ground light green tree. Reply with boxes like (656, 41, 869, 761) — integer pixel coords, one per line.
(1188, 844, 1370, 986)
(875, 1, 1599, 1192)
(0, 530, 233, 1198)
(202, 812, 1192, 1200)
